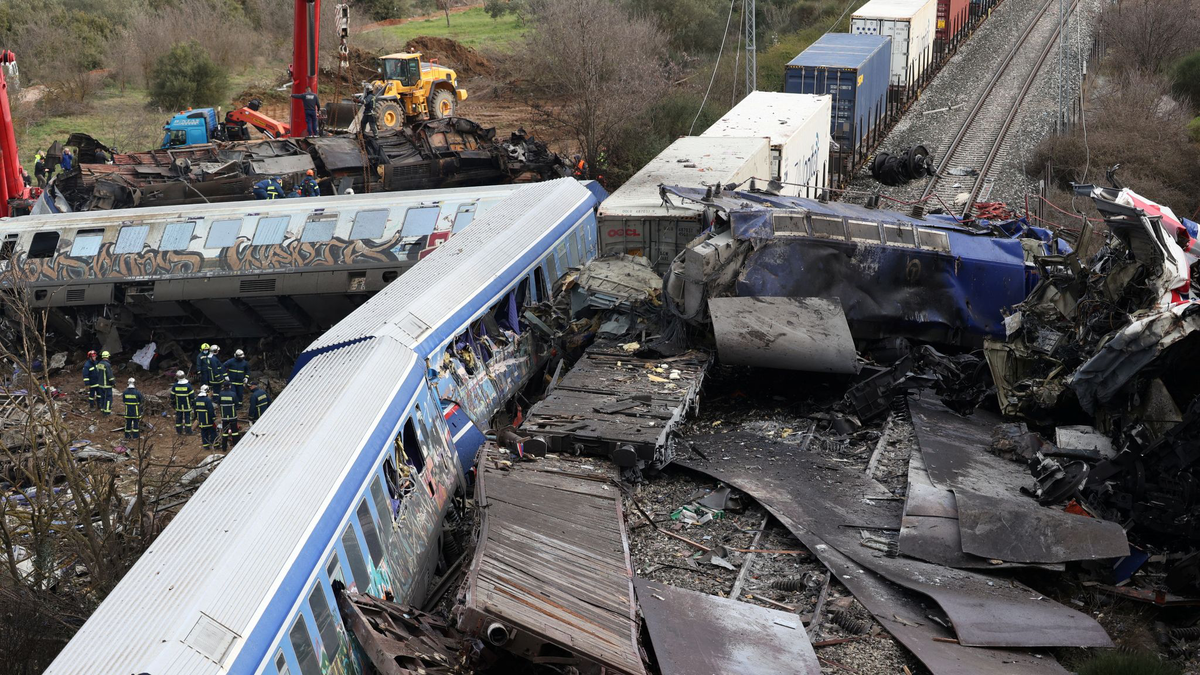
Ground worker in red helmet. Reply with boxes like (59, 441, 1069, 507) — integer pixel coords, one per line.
(83, 350, 99, 410)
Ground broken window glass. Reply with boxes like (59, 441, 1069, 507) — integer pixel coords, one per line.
(340, 526, 369, 592)
(349, 210, 388, 240)
(253, 216, 290, 246)
(70, 229, 105, 257)
(325, 553, 345, 586)
(402, 206, 440, 237)
(288, 616, 320, 675)
(206, 219, 242, 248)
(29, 232, 60, 259)
(114, 225, 150, 254)
(161, 222, 195, 251)
(401, 417, 427, 474)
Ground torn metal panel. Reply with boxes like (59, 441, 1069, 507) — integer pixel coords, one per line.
(1070, 303, 1200, 414)
(907, 394, 1129, 563)
(634, 577, 822, 675)
(680, 432, 1112, 649)
(1056, 426, 1115, 461)
(707, 297, 858, 374)
(458, 445, 646, 675)
(522, 342, 708, 469)
(572, 254, 663, 311)
(336, 591, 468, 674)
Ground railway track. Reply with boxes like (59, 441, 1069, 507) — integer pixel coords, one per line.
(921, 0, 1077, 217)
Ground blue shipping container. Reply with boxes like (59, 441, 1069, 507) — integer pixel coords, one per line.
(784, 33, 892, 157)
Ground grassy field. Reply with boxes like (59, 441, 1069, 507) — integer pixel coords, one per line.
(360, 7, 526, 52)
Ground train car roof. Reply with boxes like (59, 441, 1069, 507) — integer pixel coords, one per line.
(0, 183, 527, 233)
(304, 177, 600, 358)
(45, 338, 421, 675)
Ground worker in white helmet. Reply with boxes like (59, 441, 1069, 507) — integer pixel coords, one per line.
(171, 370, 196, 435)
(122, 377, 145, 440)
(223, 348, 250, 408)
(196, 385, 218, 451)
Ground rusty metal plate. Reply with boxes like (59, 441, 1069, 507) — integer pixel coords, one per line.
(708, 296, 859, 374)
(908, 394, 1129, 563)
(634, 577, 821, 675)
(681, 432, 1112, 650)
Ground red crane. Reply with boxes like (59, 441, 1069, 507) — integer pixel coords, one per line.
(289, 0, 321, 137)
(0, 50, 34, 218)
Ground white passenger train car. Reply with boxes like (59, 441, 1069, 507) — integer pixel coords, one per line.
(44, 178, 603, 675)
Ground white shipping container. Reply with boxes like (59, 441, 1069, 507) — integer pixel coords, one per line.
(851, 0, 937, 87)
(700, 91, 832, 198)
(598, 136, 770, 269)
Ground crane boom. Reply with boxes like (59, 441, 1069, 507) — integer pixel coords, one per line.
(0, 51, 32, 218)
(290, 0, 321, 137)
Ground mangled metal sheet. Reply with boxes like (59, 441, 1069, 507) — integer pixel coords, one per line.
(708, 297, 858, 374)
(908, 394, 1129, 564)
(306, 136, 370, 171)
(681, 432, 1112, 649)
(634, 577, 821, 675)
(335, 591, 466, 674)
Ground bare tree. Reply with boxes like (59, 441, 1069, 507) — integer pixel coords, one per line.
(1100, 0, 1200, 74)
(521, 0, 671, 175)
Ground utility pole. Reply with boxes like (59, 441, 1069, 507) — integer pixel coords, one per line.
(1056, 0, 1069, 133)
(745, 0, 756, 93)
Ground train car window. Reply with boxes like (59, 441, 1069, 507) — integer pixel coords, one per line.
(301, 216, 338, 243)
(274, 650, 290, 675)
(517, 277, 530, 306)
(452, 204, 476, 232)
(340, 526, 370, 591)
(326, 553, 345, 586)
(253, 216, 290, 246)
(401, 417, 427, 474)
(114, 225, 150, 254)
(28, 232, 59, 259)
(307, 584, 341, 658)
(534, 266, 548, 302)
(287, 616, 321, 675)
(401, 206, 440, 237)
(546, 253, 560, 284)
(69, 229, 105, 257)
(350, 210, 388, 240)
(576, 229, 587, 260)
(567, 232, 580, 267)
(161, 222, 195, 251)
(370, 476, 392, 525)
(206, 219, 242, 248)
(0, 234, 17, 259)
(355, 499, 384, 566)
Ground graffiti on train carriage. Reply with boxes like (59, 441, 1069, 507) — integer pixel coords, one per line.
(18, 242, 206, 282)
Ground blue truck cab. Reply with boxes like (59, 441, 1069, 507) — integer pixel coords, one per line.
(161, 108, 218, 148)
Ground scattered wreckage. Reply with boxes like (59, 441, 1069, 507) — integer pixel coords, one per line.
(38, 119, 570, 213)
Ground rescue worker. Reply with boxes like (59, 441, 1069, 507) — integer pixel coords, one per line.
(289, 185, 304, 198)
(361, 85, 378, 137)
(206, 345, 226, 390)
(252, 177, 285, 200)
(300, 169, 319, 197)
(33, 153, 46, 187)
(219, 378, 240, 451)
(223, 348, 249, 407)
(572, 154, 586, 178)
(94, 351, 114, 415)
(60, 147, 73, 173)
(82, 350, 98, 410)
(194, 342, 210, 379)
(248, 381, 271, 422)
(122, 378, 144, 440)
(171, 371, 196, 435)
(292, 86, 320, 136)
(195, 385, 218, 451)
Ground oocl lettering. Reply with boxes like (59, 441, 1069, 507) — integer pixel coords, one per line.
(607, 228, 641, 238)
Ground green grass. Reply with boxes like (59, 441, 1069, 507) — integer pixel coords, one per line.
(362, 7, 525, 52)
(1075, 652, 1182, 675)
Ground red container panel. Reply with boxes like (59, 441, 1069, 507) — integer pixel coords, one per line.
(936, 0, 970, 43)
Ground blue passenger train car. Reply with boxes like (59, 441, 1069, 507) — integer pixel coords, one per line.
(44, 178, 603, 675)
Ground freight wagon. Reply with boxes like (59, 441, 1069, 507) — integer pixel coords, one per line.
(700, 91, 832, 199)
(784, 34, 892, 176)
(851, 0, 938, 92)
(936, 0, 970, 51)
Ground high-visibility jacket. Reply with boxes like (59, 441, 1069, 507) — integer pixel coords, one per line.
(94, 360, 113, 388)
(83, 358, 97, 387)
(248, 389, 271, 421)
(205, 355, 226, 384)
(122, 388, 144, 419)
(223, 357, 249, 385)
(196, 397, 216, 428)
(219, 389, 237, 418)
(172, 382, 196, 411)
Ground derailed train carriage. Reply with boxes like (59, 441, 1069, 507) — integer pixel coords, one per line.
(0, 184, 540, 345)
(44, 178, 603, 675)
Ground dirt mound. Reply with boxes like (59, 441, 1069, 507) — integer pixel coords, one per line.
(404, 36, 495, 79)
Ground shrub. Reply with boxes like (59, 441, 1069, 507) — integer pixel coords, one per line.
(148, 41, 229, 110)
(1173, 50, 1200, 110)
(1076, 652, 1181, 675)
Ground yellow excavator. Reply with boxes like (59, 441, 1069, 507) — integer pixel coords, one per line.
(372, 52, 467, 130)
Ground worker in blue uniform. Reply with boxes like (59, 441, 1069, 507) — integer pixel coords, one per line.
(248, 381, 271, 422)
(299, 169, 319, 197)
(83, 350, 98, 410)
(194, 342, 210, 380)
(94, 351, 114, 415)
(171, 370, 196, 435)
(223, 348, 249, 408)
(122, 378, 144, 440)
(219, 378, 241, 451)
(195, 385, 218, 451)
(206, 345, 227, 391)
